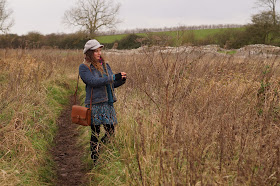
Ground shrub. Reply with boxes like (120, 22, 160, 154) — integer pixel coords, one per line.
(181, 30, 196, 45)
(214, 28, 248, 49)
(115, 34, 144, 49)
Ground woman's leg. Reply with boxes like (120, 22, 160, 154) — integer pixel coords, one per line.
(101, 124, 115, 144)
(90, 124, 101, 161)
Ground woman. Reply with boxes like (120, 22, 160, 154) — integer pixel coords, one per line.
(79, 39, 126, 162)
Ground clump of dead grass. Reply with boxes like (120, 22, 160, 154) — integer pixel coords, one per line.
(92, 47, 280, 185)
(0, 49, 82, 185)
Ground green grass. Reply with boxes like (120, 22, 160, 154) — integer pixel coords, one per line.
(218, 50, 237, 55)
(0, 107, 14, 128)
(17, 76, 75, 185)
(0, 72, 8, 83)
(32, 77, 76, 184)
(0, 82, 72, 185)
(193, 29, 225, 39)
(96, 34, 129, 44)
(96, 28, 244, 44)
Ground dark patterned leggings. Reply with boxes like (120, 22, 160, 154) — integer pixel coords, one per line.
(90, 124, 115, 160)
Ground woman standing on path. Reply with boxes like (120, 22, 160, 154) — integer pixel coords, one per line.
(79, 39, 127, 162)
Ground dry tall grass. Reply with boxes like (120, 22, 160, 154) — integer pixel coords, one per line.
(0, 49, 81, 185)
(94, 46, 280, 185)
(1, 46, 279, 185)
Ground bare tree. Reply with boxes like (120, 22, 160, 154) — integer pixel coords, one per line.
(0, 0, 14, 33)
(256, 0, 278, 25)
(63, 0, 121, 36)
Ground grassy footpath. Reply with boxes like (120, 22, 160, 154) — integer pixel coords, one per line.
(0, 49, 81, 185)
(0, 77, 76, 185)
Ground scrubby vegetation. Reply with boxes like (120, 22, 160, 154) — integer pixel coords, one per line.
(0, 49, 81, 185)
(1, 43, 280, 185)
(87, 46, 280, 185)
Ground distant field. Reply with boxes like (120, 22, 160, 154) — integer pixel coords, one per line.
(96, 34, 128, 43)
(96, 27, 243, 44)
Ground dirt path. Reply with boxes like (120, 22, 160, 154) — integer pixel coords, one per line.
(51, 96, 89, 186)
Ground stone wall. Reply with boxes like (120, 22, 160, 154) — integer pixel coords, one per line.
(104, 44, 280, 58)
(236, 44, 280, 58)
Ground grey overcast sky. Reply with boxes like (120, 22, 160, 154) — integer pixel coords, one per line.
(8, 0, 259, 35)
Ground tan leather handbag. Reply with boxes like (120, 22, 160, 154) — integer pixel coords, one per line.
(71, 64, 93, 126)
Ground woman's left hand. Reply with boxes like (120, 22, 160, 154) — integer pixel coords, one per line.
(121, 72, 127, 80)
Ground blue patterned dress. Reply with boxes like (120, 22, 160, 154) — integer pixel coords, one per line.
(90, 102, 117, 125)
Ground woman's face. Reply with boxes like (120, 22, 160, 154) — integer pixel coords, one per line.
(93, 48, 102, 60)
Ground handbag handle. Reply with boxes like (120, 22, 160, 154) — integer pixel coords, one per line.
(74, 64, 93, 110)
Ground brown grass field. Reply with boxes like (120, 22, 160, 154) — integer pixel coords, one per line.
(0, 46, 280, 185)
